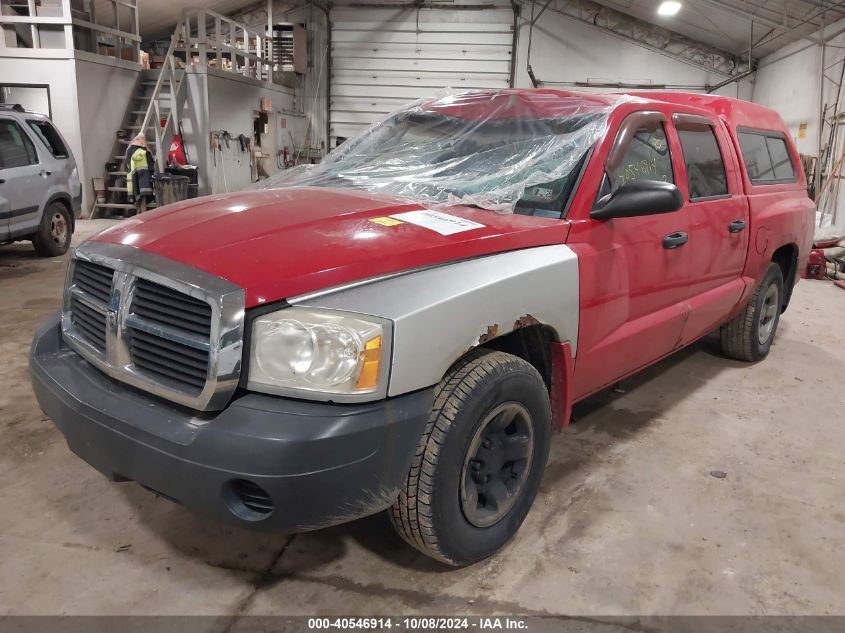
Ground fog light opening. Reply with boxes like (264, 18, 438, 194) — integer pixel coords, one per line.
(223, 479, 275, 521)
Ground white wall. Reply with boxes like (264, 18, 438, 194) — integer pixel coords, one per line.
(201, 70, 297, 195)
(514, 9, 753, 100)
(753, 18, 845, 226)
(232, 0, 330, 155)
(1, 86, 51, 116)
(0, 55, 80, 169)
(0, 53, 141, 213)
(75, 56, 139, 211)
(753, 39, 824, 156)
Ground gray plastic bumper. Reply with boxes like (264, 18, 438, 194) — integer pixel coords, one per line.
(30, 313, 433, 532)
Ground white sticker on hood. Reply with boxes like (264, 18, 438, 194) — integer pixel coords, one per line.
(390, 210, 486, 236)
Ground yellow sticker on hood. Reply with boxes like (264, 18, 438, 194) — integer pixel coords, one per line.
(369, 216, 405, 227)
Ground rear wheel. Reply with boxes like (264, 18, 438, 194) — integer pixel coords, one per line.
(390, 350, 551, 566)
(32, 202, 72, 257)
(720, 263, 784, 362)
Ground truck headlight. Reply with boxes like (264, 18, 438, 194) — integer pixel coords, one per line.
(247, 307, 391, 401)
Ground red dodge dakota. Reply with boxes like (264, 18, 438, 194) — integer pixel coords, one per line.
(31, 90, 814, 566)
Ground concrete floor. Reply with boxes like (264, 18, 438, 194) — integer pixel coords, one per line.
(1, 219, 843, 619)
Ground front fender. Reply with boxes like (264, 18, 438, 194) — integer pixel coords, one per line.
(293, 245, 580, 397)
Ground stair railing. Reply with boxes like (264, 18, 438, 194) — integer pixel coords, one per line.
(139, 13, 188, 171)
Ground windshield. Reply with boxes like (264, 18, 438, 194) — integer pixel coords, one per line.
(257, 90, 623, 214)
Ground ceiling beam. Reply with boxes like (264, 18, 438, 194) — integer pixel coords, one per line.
(689, 0, 822, 42)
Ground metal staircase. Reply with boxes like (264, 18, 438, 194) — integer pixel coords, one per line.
(92, 17, 189, 218)
(89, 9, 280, 217)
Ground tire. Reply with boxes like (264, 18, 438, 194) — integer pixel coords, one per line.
(32, 202, 72, 257)
(390, 349, 552, 566)
(720, 263, 784, 362)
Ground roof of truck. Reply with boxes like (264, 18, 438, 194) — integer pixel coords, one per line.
(420, 89, 625, 121)
(418, 90, 788, 134)
(622, 92, 789, 133)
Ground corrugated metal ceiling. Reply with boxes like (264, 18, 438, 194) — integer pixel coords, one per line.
(592, 0, 845, 59)
(107, 0, 845, 61)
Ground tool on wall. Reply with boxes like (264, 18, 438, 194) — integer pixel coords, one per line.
(210, 130, 231, 192)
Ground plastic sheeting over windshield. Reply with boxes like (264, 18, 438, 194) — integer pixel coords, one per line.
(257, 90, 629, 213)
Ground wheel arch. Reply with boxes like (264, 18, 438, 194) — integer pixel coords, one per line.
(475, 323, 574, 432)
(770, 242, 798, 311)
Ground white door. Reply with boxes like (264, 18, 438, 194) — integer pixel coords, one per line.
(330, 2, 515, 147)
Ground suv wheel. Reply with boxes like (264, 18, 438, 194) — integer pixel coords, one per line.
(720, 263, 784, 362)
(32, 202, 72, 257)
(390, 349, 551, 566)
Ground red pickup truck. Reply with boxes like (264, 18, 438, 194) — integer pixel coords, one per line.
(31, 90, 814, 566)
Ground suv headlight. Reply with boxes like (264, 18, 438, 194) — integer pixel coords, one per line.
(247, 307, 391, 401)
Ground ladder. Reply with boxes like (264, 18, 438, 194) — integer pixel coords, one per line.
(92, 16, 189, 218)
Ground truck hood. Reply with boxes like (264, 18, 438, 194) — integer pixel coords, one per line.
(91, 187, 569, 308)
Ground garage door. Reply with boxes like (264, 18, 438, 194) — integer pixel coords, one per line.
(330, 2, 515, 146)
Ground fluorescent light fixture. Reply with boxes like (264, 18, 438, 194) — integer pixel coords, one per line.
(657, 1, 682, 16)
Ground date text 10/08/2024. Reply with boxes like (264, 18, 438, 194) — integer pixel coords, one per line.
(307, 618, 529, 630)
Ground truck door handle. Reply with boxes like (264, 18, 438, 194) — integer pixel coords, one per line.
(728, 219, 747, 233)
(663, 232, 689, 249)
(39, 170, 52, 177)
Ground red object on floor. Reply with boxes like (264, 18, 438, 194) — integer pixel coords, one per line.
(804, 249, 827, 280)
(835, 280, 845, 291)
(168, 134, 186, 166)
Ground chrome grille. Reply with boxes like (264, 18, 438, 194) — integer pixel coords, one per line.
(131, 279, 212, 338)
(129, 326, 210, 393)
(72, 261, 113, 304)
(69, 296, 107, 351)
(127, 277, 213, 392)
(61, 243, 245, 411)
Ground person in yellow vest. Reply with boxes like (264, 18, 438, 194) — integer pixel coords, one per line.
(125, 133, 156, 215)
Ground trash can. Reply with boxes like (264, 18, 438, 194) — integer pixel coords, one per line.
(154, 174, 189, 207)
(165, 165, 199, 199)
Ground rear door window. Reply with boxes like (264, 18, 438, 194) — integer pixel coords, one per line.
(738, 130, 797, 184)
(765, 136, 796, 180)
(0, 118, 39, 169)
(676, 124, 728, 200)
(27, 119, 68, 158)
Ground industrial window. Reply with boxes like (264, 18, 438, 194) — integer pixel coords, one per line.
(27, 119, 68, 158)
(0, 118, 38, 169)
(608, 123, 674, 192)
(676, 125, 728, 200)
(738, 130, 797, 184)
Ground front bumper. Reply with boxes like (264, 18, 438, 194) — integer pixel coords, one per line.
(30, 314, 433, 532)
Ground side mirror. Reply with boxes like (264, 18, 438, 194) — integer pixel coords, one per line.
(591, 180, 683, 221)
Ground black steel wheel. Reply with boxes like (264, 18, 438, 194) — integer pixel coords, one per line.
(460, 402, 535, 528)
(390, 349, 551, 566)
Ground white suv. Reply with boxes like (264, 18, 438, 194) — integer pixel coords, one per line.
(0, 104, 81, 256)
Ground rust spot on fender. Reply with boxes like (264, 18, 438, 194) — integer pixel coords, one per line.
(478, 324, 499, 344)
(513, 314, 541, 329)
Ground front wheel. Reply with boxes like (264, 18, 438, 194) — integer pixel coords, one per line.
(390, 350, 551, 566)
(720, 263, 784, 362)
